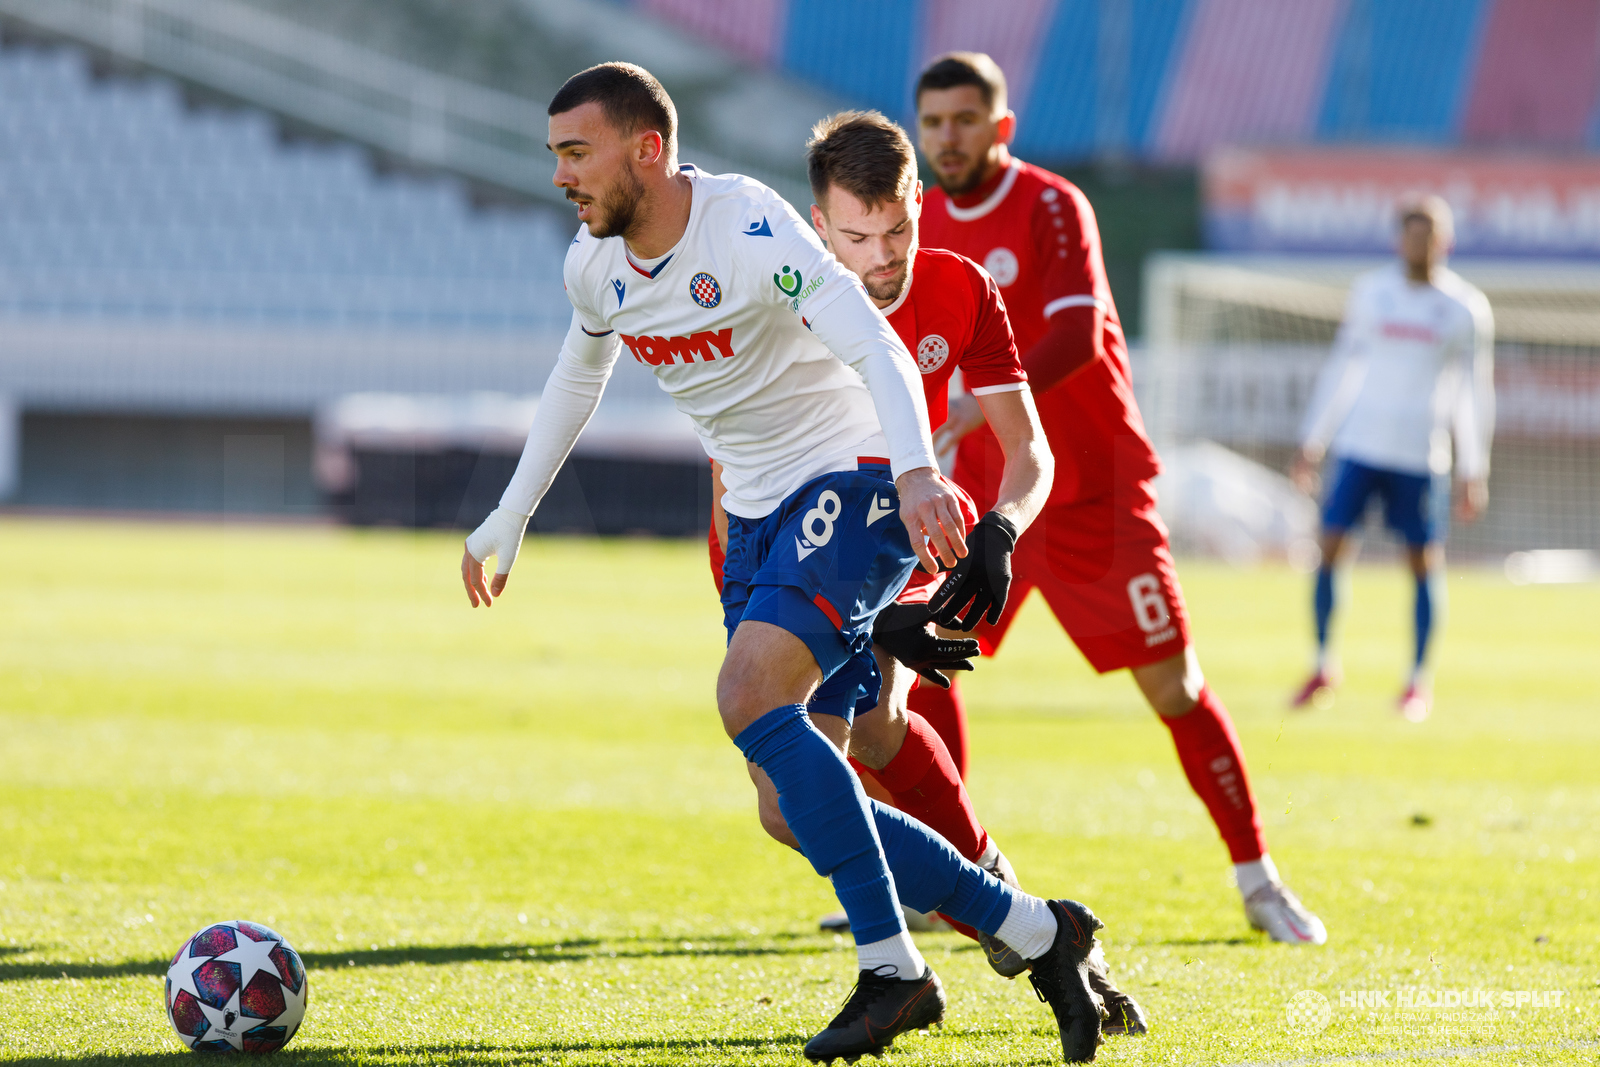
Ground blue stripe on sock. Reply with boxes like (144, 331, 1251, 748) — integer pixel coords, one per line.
(1414, 573, 1433, 669)
(1314, 567, 1335, 651)
(869, 800, 1014, 936)
(734, 705, 904, 945)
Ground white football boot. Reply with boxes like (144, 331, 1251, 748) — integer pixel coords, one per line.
(1244, 882, 1328, 945)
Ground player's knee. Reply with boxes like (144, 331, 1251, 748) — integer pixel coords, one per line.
(848, 699, 906, 771)
(716, 670, 761, 739)
(716, 644, 781, 737)
(716, 621, 822, 738)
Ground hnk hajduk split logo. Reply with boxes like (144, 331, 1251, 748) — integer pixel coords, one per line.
(1284, 990, 1332, 1036)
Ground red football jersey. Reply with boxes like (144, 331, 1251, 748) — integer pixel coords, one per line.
(883, 246, 1026, 426)
(921, 157, 1160, 506)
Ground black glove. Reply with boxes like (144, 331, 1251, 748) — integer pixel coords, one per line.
(928, 511, 1017, 631)
(871, 602, 981, 689)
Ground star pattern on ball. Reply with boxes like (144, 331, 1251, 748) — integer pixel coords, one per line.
(165, 921, 308, 1052)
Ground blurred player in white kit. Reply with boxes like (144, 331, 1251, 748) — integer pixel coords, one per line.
(1291, 196, 1495, 721)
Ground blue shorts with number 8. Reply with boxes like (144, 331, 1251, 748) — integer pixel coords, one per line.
(720, 459, 919, 705)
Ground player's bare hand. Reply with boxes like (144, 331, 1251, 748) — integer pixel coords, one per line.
(896, 466, 968, 574)
(1455, 477, 1488, 523)
(932, 393, 987, 455)
(460, 546, 507, 607)
(1290, 446, 1322, 496)
(461, 506, 529, 607)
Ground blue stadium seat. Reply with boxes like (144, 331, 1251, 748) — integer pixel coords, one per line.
(0, 44, 570, 330)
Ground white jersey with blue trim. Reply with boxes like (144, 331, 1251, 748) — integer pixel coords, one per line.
(1300, 263, 1495, 479)
(562, 166, 928, 518)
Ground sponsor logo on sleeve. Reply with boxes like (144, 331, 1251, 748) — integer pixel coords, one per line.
(743, 217, 773, 237)
(774, 265, 825, 311)
(690, 272, 722, 308)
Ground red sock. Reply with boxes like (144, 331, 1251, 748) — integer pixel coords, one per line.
(852, 712, 988, 862)
(905, 675, 969, 780)
(1161, 686, 1267, 863)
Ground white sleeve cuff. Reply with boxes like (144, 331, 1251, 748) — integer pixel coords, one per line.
(968, 382, 1028, 396)
(1044, 294, 1105, 319)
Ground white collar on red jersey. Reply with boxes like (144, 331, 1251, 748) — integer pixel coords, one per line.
(879, 261, 915, 316)
(943, 158, 1021, 222)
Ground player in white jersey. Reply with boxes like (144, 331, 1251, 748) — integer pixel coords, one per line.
(458, 64, 1112, 1064)
(1291, 197, 1495, 721)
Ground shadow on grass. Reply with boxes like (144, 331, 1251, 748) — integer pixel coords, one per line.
(9, 1036, 807, 1066)
(0, 932, 841, 982)
(1156, 936, 1255, 947)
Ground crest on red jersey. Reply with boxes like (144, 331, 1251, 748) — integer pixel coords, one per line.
(916, 334, 950, 373)
(983, 247, 1018, 287)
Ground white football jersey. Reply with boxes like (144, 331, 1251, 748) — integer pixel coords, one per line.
(1301, 263, 1495, 478)
(563, 167, 911, 518)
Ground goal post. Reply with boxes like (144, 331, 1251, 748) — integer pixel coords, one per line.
(1139, 253, 1600, 560)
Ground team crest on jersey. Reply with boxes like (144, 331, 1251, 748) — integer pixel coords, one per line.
(983, 247, 1019, 287)
(690, 272, 722, 308)
(916, 334, 950, 374)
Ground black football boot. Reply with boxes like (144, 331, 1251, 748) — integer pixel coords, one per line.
(803, 964, 946, 1064)
(1086, 942, 1149, 1036)
(1025, 899, 1107, 1062)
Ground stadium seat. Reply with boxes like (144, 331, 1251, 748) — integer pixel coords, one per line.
(0, 44, 568, 332)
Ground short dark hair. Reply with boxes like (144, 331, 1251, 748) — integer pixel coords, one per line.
(548, 62, 677, 159)
(807, 110, 917, 210)
(915, 52, 1008, 116)
(1399, 194, 1455, 241)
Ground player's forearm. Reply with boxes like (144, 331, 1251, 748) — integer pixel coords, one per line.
(992, 439, 1051, 532)
(1298, 348, 1362, 454)
(977, 387, 1052, 535)
(809, 291, 939, 478)
(1018, 307, 1101, 395)
(1452, 392, 1494, 481)
(497, 329, 618, 516)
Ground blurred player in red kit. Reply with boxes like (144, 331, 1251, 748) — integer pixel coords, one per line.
(914, 52, 1325, 944)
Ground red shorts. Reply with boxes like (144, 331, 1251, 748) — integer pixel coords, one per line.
(975, 478, 1191, 674)
(709, 478, 980, 606)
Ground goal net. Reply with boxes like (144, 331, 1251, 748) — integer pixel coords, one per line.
(1139, 254, 1600, 562)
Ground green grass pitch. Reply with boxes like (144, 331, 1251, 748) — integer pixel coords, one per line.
(0, 516, 1595, 1065)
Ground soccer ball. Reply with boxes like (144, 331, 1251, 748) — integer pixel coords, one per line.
(164, 921, 308, 1053)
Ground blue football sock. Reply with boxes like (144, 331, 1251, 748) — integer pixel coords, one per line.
(734, 705, 903, 945)
(869, 799, 1014, 936)
(1313, 566, 1335, 660)
(1413, 573, 1433, 671)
